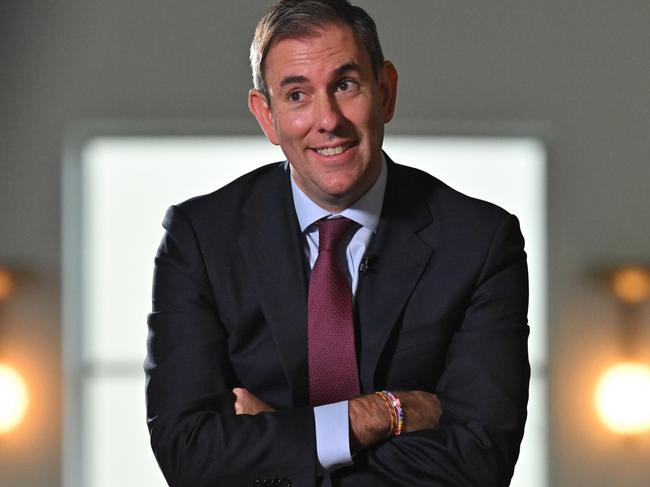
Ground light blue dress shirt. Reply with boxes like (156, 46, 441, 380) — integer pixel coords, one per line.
(289, 156, 387, 471)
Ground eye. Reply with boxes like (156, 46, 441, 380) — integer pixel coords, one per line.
(337, 79, 357, 92)
(288, 91, 305, 103)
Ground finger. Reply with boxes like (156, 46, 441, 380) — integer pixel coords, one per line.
(233, 387, 248, 414)
(233, 387, 248, 398)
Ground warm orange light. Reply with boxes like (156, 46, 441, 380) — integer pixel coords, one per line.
(0, 364, 29, 434)
(595, 362, 650, 434)
(0, 268, 13, 301)
(611, 266, 650, 304)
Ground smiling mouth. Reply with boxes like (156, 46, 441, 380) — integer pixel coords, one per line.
(314, 142, 355, 157)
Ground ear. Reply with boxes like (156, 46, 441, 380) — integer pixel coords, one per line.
(248, 89, 280, 145)
(378, 61, 398, 123)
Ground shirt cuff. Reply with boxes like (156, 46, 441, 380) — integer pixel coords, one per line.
(313, 400, 353, 470)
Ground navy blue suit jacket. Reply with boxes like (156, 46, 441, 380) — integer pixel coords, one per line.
(145, 156, 530, 486)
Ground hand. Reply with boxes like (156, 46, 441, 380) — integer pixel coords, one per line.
(232, 387, 276, 415)
(348, 390, 442, 453)
(397, 390, 443, 433)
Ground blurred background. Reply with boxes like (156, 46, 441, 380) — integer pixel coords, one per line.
(1, 1, 649, 486)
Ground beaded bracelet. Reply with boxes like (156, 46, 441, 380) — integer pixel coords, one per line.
(384, 390, 405, 436)
(376, 390, 405, 437)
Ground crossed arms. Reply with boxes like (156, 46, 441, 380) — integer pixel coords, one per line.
(233, 387, 443, 454)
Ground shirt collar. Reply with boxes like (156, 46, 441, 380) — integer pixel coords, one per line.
(290, 154, 387, 233)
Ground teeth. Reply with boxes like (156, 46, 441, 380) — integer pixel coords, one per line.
(316, 146, 345, 156)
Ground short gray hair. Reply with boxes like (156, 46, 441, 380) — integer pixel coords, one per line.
(250, 0, 384, 100)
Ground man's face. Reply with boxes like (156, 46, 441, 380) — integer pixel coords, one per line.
(249, 23, 398, 212)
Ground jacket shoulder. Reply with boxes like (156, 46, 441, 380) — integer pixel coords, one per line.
(390, 162, 513, 227)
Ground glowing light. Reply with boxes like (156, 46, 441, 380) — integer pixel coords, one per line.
(0, 364, 29, 434)
(611, 266, 650, 304)
(0, 268, 13, 301)
(595, 362, 650, 434)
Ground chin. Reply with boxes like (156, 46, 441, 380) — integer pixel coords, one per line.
(320, 177, 358, 197)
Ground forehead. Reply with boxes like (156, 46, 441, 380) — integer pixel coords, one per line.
(263, 24, 369, 84)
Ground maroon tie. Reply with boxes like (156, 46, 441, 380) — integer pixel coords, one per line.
(308, 217, 360, 406)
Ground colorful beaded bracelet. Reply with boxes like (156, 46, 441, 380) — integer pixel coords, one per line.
(376, 390, 405, 436)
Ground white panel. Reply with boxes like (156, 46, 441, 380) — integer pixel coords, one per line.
(82, 373, 167, 487)
(510, 375, 548, 487)
(79, 135, 547, 487)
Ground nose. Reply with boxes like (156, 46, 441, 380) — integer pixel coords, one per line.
(315, 94, 344, 133)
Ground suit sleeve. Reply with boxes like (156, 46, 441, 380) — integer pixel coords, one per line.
(145, 205, 318, 487)
(335, 214, 530, 487)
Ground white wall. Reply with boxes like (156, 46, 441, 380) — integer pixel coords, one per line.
(1, 1, 649, 485)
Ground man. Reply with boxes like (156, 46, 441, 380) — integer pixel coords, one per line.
(145, 1, 530, 486)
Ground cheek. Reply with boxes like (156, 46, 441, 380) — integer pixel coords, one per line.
(277, 111, 310, 138)
(272, 108, 307, 138)
(346, 98, 380, 133)
(367, 105, 386, 139)
(289, 117, 308, 134)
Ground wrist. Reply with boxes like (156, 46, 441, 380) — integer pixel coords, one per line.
(348, 394, 393, 452)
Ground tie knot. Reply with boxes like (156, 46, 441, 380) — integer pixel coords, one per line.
(317, 217, 354, 251)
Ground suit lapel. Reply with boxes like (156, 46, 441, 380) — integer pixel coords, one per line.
(238, 164, 310, 406)
(356, 160, 435, 392)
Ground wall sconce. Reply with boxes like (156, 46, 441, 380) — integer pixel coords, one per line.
(595, 362, 650, 434)
(0, 363, 29, 434)
(0, 267, 30, 435)
(594, 265, 650, 435)
(611, 266, 650, 305)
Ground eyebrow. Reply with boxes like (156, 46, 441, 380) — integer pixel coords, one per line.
(278, 62, 362, 89)
(279, 75, 308, 88)
(334, 62, 361, 77)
